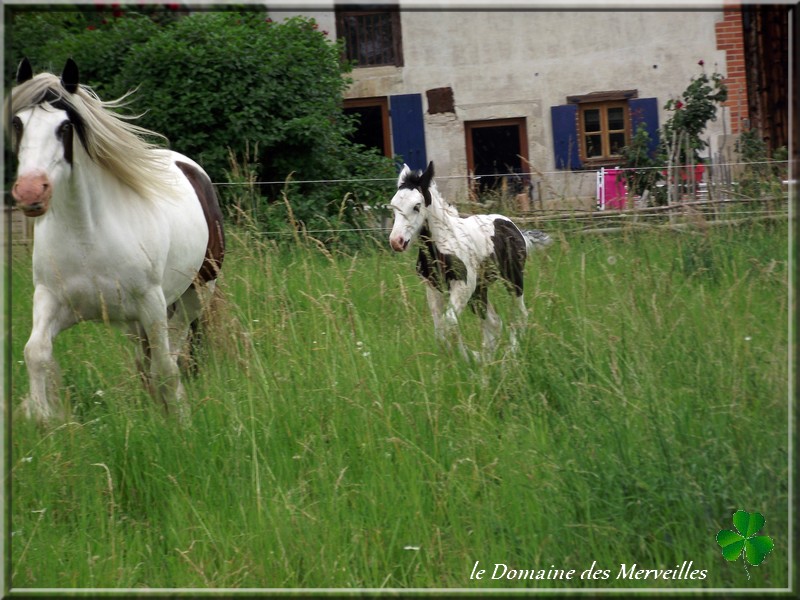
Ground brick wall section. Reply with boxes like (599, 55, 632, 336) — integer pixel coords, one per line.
(715, 6, 748, 134)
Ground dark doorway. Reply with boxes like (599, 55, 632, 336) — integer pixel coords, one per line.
(465, 118, 529, 193)
(343, 97, 391, 158)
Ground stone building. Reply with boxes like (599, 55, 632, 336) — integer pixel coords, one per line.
(276, 3, 788, 207)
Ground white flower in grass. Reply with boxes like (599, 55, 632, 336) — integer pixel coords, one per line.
(94, 389, 104, 398)
(744, 336, 752, 342)
(403, 545, 421, 551)
(607, 255, 617, 265)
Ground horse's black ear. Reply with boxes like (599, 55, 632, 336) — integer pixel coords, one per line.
(16, 58, 33, 84)
(61, 58, 80, 94)
(419, 161, 435, 190)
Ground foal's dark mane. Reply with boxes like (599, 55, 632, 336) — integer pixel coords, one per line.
(399, 169, 425, 191)
(398, 166, 442, 209)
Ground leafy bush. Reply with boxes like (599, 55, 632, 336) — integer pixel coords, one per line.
(5, 10, 84, 86)
(112, 11, 396, 240)
(618, 63, 727, 206)
(735, 130, 787, 199)
(661, 67, 728, 164)
(8, 8, 397, 249)
(617, 123, 666, 205)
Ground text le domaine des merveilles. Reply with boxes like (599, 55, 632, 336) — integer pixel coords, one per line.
(470, 560, 707, 582)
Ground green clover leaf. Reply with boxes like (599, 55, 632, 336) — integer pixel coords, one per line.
(716, 510, 774, 574)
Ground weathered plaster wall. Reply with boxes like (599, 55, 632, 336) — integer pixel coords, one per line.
(276, 8, 732, 204)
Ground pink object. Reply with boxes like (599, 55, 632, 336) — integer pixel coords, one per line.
(600, 168, 627, 210)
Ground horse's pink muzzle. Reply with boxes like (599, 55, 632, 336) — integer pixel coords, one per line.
(390, 236, 410, 252)
(12, 172, 52, 217)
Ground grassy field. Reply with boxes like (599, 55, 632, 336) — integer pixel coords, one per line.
(7, 219, 790, 591)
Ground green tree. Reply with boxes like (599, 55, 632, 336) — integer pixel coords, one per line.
(8, 8, 396, 248)
(662, 67, 728, 165)
(617, 123, 666, 205)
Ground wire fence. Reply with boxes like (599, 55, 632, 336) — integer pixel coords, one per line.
(213, 158, 792, 239)
(5, 160, 792, 244)
(210, 160, 791, 188)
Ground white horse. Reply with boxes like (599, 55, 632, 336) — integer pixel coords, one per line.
(8, 58, 225, 422)
(388, 161, 551, 360)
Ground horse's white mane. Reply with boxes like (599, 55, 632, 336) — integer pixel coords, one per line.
(429, 181, 460, 218)
(6, 72, 174, 199)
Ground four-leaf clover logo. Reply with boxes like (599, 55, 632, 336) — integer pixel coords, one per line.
(716, 510, 774, 577)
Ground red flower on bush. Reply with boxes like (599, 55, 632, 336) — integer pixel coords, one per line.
(675, 100, 684, 110)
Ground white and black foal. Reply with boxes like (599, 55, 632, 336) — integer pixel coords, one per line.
(389, 161, 551, 360)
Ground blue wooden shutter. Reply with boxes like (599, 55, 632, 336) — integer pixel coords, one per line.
(551, 104, 581, 170)
(389, 94, 427, 170)
(629, 97, 660, 157)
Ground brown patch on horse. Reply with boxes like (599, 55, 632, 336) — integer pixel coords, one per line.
(176, 161, 225, 283)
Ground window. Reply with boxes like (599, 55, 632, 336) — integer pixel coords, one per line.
(551, 91, 659, 170)
(336, 5, 403, 68)
(343, 97, 391, 158)
(580, 101, 629, 162)
(465, 118, 529, 194)
(567, 91, 637, 166)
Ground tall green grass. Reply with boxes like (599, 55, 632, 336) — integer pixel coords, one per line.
(8, 221, 789, 590)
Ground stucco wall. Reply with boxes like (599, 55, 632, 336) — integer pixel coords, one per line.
(275, 8, 730, 205)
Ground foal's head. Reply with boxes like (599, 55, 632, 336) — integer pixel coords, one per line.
(388, 161, 435, 252)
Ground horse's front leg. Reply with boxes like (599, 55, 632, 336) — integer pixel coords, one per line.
(509, 292, 529, 353)
(445, 280, 478, 361)
(22, 287, 74, 423)
(425, 284, 447, 343)
(127, 322, 153, 394)
(137, 289, 187, 421)
(481, 302, 503, 357)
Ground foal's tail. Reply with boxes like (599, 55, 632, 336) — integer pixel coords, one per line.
(523, 229, 554, 254)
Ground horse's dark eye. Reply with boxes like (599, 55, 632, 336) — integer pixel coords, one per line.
(11, 117, 23, 153)
(57, 120, 75, 164)
(413, 204, 421, 213)
(57, 120, 73, 139)
(12, 116, 23, 139)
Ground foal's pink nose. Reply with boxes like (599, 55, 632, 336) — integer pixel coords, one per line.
(12, 172, 52, 217)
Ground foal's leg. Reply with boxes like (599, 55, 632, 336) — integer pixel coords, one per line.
(137, 288, 187, 421)
(445, 280, 478, 361)
(509, 292, 529, 353)
(481, 301, 503, 357)
(425, 284, 447, 343)
(22, 287, 75, 422)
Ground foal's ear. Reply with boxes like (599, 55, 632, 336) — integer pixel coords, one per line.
(16, 58, 33, 84)
(419, 161, 435, 190)
(397, 163, 412, 188)
(61, 58, 80, 94)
